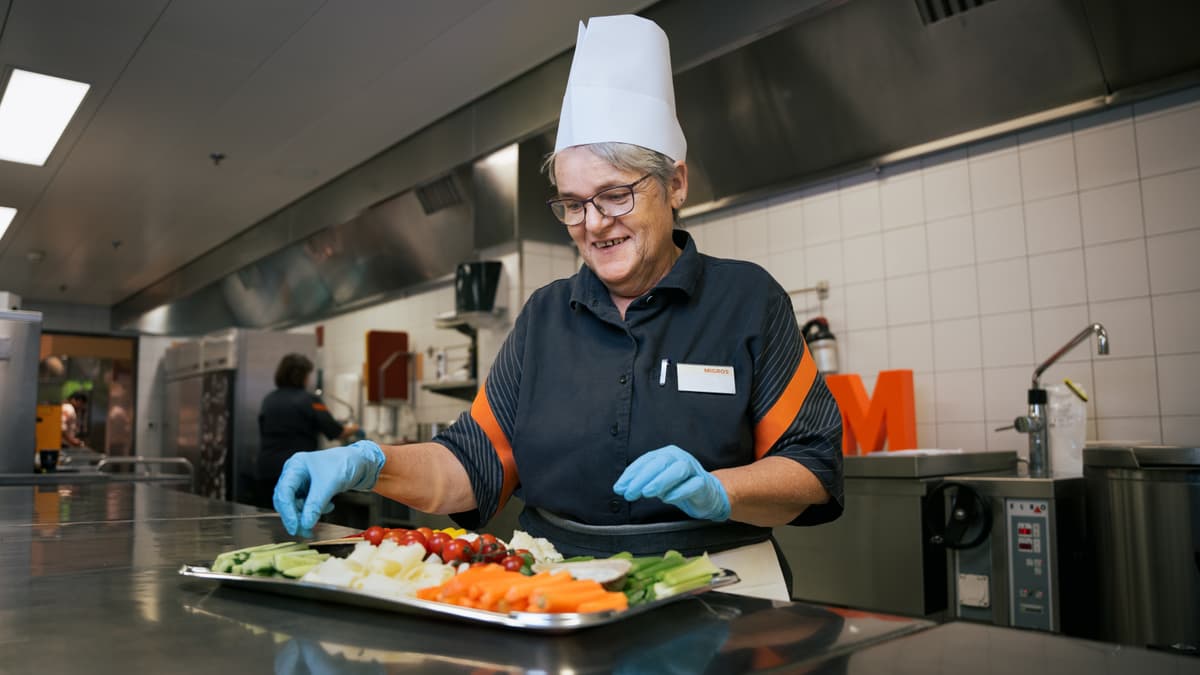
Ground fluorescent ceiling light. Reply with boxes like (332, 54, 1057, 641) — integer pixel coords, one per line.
(0, 69, 90, 166)
(0, 206, 16, 240)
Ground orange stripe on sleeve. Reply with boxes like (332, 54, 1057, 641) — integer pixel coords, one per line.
(469, 379, 519, 510)
(753, 341, 818, 460)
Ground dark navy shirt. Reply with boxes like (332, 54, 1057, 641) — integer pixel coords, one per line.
(258, 387, 343, 483)
(435, 230, 843, 532)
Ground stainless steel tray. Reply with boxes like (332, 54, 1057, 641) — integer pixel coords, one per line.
(179, 564, 740, 633)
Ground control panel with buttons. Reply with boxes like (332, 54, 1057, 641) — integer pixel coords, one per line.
(1007, 499, 1053, 630)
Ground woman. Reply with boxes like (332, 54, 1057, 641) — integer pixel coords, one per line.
(273, 15, 842, 600)
(257, 353, 358, 509)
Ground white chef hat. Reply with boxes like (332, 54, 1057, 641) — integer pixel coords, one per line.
(554, 14, 687, 162)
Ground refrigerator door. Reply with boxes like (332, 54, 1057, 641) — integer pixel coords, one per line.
(0, 310, 43, 473)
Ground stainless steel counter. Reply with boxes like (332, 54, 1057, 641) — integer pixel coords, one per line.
(0, 483, 1192, 673)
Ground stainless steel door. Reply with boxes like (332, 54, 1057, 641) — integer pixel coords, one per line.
(0, 311, 42, 473)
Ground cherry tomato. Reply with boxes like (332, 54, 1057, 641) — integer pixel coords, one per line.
(363, 526, 386, 547)
(478, 533, 498, 548)
(401, 530, 428, 552)
(500, 554, 525, 573)
(416, 527, 434, 541)
(442, 539, 469, 564)
(427, 531, 452, 558)
(479, 541, 506, 563)
(384, 529, 407, 545)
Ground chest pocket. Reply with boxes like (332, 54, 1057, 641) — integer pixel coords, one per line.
(643, 356, 755, 471)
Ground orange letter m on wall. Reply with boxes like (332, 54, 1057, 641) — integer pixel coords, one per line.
(824, 370, 917, 455)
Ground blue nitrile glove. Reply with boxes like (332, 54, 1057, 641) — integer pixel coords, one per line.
(612, 445, 731, 522)
(273, 440, 386, 537)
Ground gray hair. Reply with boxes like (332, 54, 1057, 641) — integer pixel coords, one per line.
(543, 142, 678, 190)
(542, 142, 682, 221)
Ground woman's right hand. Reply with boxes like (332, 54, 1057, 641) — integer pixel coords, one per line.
(273, 440, 385, 537)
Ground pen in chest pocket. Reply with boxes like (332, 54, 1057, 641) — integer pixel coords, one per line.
(659, 358, 669, 386)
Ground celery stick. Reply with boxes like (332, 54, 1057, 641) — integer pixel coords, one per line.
(659, 554, 720, 587)
(652, 573, 713, 599)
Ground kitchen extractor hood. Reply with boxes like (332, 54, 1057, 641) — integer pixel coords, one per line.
(115, 0, 1200, 334)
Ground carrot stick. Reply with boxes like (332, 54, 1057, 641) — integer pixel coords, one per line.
(530, 581, 610, 613)
(576, 593, 629, 613)
(502, 571, 575, 604)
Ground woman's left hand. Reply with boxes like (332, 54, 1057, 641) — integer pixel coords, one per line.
(613, 445, 731, 522)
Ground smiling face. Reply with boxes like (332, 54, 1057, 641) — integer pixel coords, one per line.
(552, 145, 688, 304)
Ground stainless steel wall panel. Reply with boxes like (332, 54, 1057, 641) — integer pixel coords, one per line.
(0, 311, 42, 473)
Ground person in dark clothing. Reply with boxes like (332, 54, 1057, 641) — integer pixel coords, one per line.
(256, 354, 358, 508)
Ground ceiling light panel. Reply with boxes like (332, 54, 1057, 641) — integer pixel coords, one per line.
(0, 206, 16, 240)
(0, 69, 90, 166)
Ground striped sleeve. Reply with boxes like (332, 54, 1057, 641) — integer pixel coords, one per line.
(750, 291, 844, 525)
(433, 310, 526, 528)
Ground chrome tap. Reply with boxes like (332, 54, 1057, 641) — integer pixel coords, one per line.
(1013, 323, 1109, 477)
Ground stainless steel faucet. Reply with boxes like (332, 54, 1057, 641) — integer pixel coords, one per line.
(1013, 323, 1109, 477)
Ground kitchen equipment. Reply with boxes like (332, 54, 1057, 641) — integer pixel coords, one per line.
(1009, 323, 1107, 477)
(776, 450, 1017, 617)
(1084, 444, 1200, 652)
(163, 329, 316, 503)
(455, 261, 503, 314)
(0, 310, 41, 474)
(932, 474, 1089, 635)
(800, 317, 838, 374)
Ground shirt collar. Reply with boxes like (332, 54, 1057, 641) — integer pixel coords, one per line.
(569, 229, 702, 310)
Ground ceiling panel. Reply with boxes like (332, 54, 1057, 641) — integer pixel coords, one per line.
(0, 0, 653, 307)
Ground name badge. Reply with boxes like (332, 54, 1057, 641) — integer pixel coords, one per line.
(676, 363, 736, 395)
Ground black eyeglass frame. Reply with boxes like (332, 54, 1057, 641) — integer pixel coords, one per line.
(546, 173, 654, 226)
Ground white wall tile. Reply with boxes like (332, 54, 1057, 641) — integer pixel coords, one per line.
(973, 206, 1027, 262)
(883, 225, 928, 277)
(935, 369, 985, 422)
(1152, 291, 1200, 355)
(1135, 100, 1200, 177)
(1147, 229, 1200, 294)
(840, 184, 881, 238)
(930, 266, 979, 320)
(933, 317, 982, 371)
(1084, 239, 1150, 302)
(705, 218, 736, 257)
(880, 174, 924, 230)
(844, 281, 888, 330)
(1094, 357, 1160, 418)
(914, 372, 936, 425)
(889, 323, 934, 373)
(735, 211, 770, 259)
(970, 150, 1022, 211)
(769, 249, 805, 291)
(1158, 353, 1200, 417)
(977, 258, 1031, 315)
(938, 423, 987, 451)
(1025, 194, 1083, 254)
(803, 193, 841, 245)
(1032, 305, 1091, 364)
(886, 274, 932, 325)
(917, 423, 938, 448)
(1028, 249, 1087, 308)
(1142, 167, 1200, 236)
(923, 162, 972, 220)
(981, 312, 1035, 367)
(767, 201, 804, 251)
(1019, 136, 1077, 201)
(1096, 417, 1162, 444)
(1075, 118, 1139, 189)
(984, 366, 1031, 421)
(1162, 416, 1200, 445)
(1088, 297, 1155, 357)
(1080, 181, 1144, 245)
(842, 234, 885, 284)
(845, 328, 890, 375)
(804, 241, 844, 288)
(926, 215, 975, 270)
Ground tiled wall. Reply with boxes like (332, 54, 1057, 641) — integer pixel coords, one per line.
(288, 247, 521, 442)
(683, 86, 1200, 452)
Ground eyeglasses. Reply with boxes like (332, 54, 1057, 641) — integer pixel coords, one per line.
(546, 174, 653, 226)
